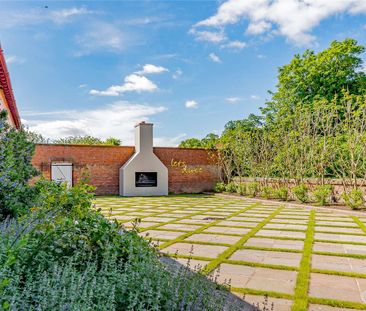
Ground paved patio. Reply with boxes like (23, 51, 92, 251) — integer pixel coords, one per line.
(96, 194, 366, 311)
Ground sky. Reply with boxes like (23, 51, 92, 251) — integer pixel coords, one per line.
(1, 0, 366, 146)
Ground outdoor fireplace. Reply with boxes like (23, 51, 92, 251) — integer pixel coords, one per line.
(135, 172, 157, 187)
(119, 122, 168, 196)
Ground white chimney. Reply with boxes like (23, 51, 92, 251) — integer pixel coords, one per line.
(119, 122, 168, 196)
(135, 121, 153, 154)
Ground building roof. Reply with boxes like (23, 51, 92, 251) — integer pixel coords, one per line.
(0, 46, 21, 129)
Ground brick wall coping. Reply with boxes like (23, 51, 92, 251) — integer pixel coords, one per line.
(35, 143, 212, 151)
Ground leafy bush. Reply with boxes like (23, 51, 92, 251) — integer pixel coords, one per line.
(236, 183, 246, 195)
(261, 186, 273, 199)
(225, 182, 237, 193)
(342, 188, 364, 210)
(293, 184, 309, 203)
(313, 185, 333, 206)
(0, 110, 38, 220)
(273, 187, 289, 201)
(247, 182, 259, 197)
(214, 182, 226, 193)
(0, 183, 247, 310)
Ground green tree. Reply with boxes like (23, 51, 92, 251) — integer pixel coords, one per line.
(263, 39, 366, 126)
(179, 138, 203, 148)
(105, 137, 121, 146)
(201, 133, 219, 149)
(25, 130, 50, 144)
(54, 135, 121, 146)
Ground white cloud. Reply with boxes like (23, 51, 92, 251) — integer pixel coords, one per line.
(154, 133, 187, 147)
(172, 69, 183, 80)
(226, 97, 242, 103)
(185, 100, 198, 109)
(23, 101, 167, 144)
(136, 64, 168, 75)
(251, 94, 260, 100)
(0, 7, 92, 29)
(189, 28, 226, 43)
(220, 40, 246, 49)
(257, 54, 266, 59)
(209, 52, 221, 63)
(194, 0, 366, 46)
(50, 7, 92, 24)
(74, 22, 129, 55)
(246, 20, 272, 35)
(5, 55, 26, 65)
(79, 84, 87, 88)
(90, 74, 158, 96)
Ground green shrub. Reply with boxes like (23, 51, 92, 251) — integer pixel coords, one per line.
(247, 182, 259, 197)
(313, 185, 333, 206)
(261, 186, 273, 199)
(342, 188, 364, 210)
(0, 190, 246, 310)
(273, 187, 289, 201)
(0, 110, 38, 220)
(225, 182, 237, 193)
(293, 184, 309, 203)
(236, 183, 246, 195)
(214, 182, 226, 193)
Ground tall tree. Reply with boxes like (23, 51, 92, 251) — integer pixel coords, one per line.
(262, 39, 366, 127)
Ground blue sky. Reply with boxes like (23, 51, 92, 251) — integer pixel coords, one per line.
(1, 0, 366, 146)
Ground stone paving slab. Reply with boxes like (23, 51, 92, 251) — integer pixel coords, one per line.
(203, 226, 251, 235)
(312, 254, 366, 274)
(272, 219, 309, 224)
(230, 249, 302, 267)
(143, 216, 177, 222)
(141, 230, 183, 240)
(175, 218, 212, 224)
(264, 223, 308, 230)
(256, 229, 306, 239)
(309, 273, 366, 303)
(238, 294, 292, 311)
(215, 264, 297, 294)
(315, 226, 363, 234)
(313, 241, 366, 255)
(162, 242, 228, 258)
(97, 195, 366, 310)
(217, 220, 258, 227)
(186, 233, 241, 244)
(159, 223, 202, 231)
(315, 232, 366, 243)
(316, 221, 356, 227)
(245, 237, 305, 250)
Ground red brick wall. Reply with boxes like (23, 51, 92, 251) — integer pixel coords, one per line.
(32, 144, 219, 195)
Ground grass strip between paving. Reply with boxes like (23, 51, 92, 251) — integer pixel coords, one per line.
(308, 297, 366, 310)
(201, 206, 285, 275)
(353, 216, 366, 234)
(291, 210, 315, 311)
(157, 203, 259, 250)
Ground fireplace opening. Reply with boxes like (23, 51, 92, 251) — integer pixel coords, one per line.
(135, 172, 158, 187)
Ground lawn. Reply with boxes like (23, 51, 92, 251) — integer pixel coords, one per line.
(96, 194, 366, 311)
